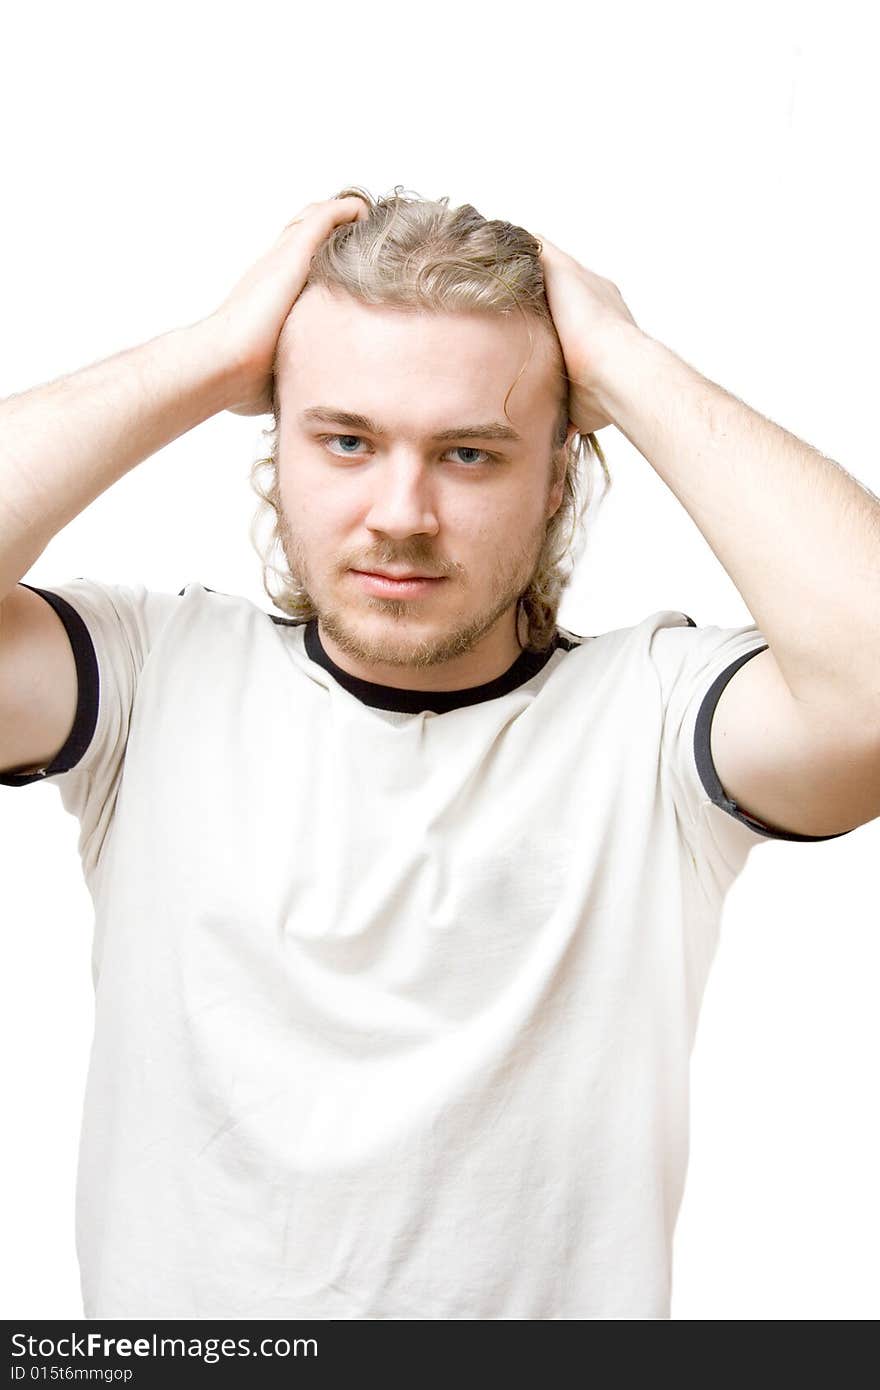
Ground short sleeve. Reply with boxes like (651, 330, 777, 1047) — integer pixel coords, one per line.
(0, 577, 183, 876)
(649, 613, 851, 894)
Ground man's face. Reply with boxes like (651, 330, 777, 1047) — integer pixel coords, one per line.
(274, 285, 570, 689)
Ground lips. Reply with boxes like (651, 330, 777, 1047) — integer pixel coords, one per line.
(351, 570, 446, 598)
(356, 570, 442, 580)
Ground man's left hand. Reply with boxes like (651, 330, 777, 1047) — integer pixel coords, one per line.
(537, 233, 643, 435)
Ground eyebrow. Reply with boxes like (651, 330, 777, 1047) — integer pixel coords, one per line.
(298, 406, 522, 445)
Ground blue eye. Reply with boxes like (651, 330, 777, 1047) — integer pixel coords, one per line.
(326, 434, 364, 454)
(319, 434, 494, 465)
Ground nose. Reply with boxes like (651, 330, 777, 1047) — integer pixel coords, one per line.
(362, 454, 441, 539)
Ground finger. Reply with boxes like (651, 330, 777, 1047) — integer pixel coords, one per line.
(281, 197, 366, 234)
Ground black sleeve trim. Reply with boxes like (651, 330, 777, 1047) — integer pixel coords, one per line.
(0, 583, 100, 786)
(693, 642, 851, 843)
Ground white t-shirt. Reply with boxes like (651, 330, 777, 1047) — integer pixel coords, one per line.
(1, 578, 849, 1320)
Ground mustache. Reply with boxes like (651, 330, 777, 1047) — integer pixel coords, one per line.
(351, 558, 453, 577)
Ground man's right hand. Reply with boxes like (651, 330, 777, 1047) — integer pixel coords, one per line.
(205, 196, 371, 418)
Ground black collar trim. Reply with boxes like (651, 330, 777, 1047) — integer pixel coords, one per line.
(303, 617, 570, 713)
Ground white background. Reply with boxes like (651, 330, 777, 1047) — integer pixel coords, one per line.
(1, 0, 877, 1320)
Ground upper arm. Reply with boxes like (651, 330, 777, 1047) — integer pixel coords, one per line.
(0, 583, 79, 776)
(710, 646, 880, 838)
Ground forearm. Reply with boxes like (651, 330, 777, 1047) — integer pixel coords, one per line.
(594, 325, 880, 718)
(0, 316, 240, 604)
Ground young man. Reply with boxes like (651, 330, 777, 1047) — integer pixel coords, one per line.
(1, 192, 878, 1320)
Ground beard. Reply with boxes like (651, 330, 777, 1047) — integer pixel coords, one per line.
(276, 505, 549, 672)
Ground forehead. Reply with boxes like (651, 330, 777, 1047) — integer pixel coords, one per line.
(277, 286, 560, 423)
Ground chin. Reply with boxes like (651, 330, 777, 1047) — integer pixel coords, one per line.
(325, 594, 486, 668)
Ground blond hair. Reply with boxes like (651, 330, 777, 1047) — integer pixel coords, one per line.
(249, 185, 611, 651)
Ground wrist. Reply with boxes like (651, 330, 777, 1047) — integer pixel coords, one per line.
(178, 314, 257, 417)
(589, 323, 658, 417)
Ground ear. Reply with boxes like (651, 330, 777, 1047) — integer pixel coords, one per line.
(547, 473, 565, 518)
(547, 427, 575, 518)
